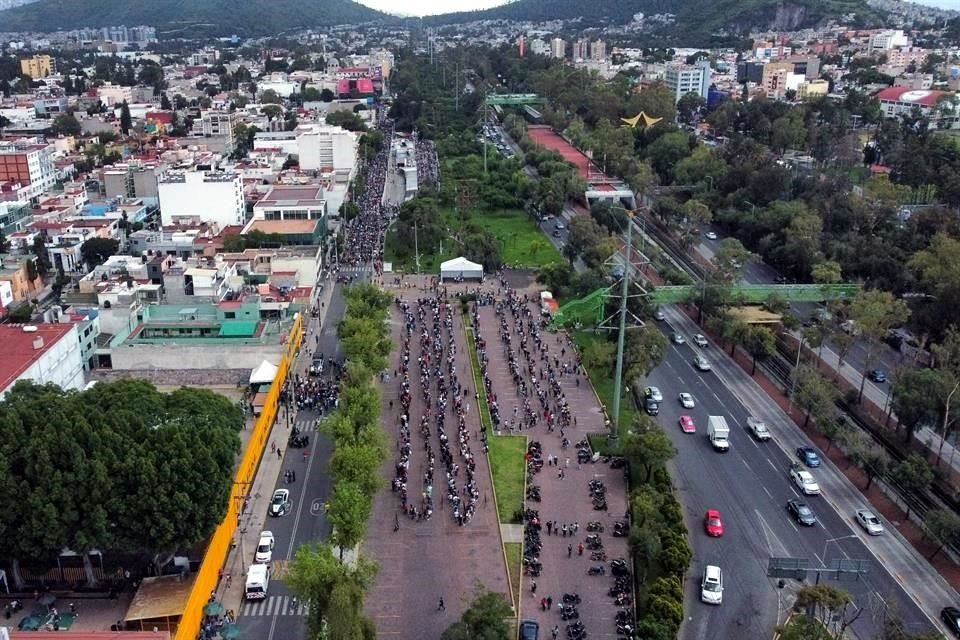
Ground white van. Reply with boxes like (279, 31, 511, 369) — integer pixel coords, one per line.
(245, 563, 271, 600)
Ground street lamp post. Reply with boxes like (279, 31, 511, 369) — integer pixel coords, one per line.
(816, 534, 858, 583)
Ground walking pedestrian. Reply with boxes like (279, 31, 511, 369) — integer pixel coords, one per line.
(437, 598, 445, 611)
(547, 521, 552, 535)
(552, 626, 559, 640)
(530, 581, 537, 596)
(578, 543, 584, 556)
(546, 596, 552, 610)
(568, 544, 573, 558)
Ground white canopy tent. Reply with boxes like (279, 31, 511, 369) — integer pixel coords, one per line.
(249, 360, 279, 385)
(440, 256, 483, 281)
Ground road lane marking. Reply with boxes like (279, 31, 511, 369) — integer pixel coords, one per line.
(286, 432, 321, 560)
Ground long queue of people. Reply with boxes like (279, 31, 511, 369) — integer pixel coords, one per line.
(341, 113, 395, 271)
(413, 132, 439, 188)
(392, 297, 483, 526)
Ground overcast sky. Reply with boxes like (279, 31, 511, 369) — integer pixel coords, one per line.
(356, 0, 959, 17)
(355, 0, 508, 16)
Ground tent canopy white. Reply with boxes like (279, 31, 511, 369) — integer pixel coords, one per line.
(440, 256, 483, 281)
(249, 360, 279, 385)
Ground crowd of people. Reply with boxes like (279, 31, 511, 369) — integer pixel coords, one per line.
(341, 112, 396, 274)
(414, 132, 439, 188)
(392, 297, 483, 526)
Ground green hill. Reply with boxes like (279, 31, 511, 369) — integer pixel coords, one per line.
(426, 0, 884, 43)
(0, 0, 389, 36)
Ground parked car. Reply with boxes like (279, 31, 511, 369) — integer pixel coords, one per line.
(519, 619, 539, 640)
(868, 369, 887, 384)
(269, 489, 290, 517)
(255, 531, 275, 563)
(644, 386, 663, 402)
(796, 446, 821, 468)
(705, 231, 718, 241)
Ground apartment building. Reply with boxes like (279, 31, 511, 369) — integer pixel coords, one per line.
(20, 55, 55, 79)
(0, 140, 57, 201)
(551, 38, 566, 59)
(590, 40, 606, 62)
(573, 39, 588, 61)
(198, 111, 241, 153)
(664, 60, 712, 102)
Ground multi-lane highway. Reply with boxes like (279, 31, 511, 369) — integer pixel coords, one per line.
(650, 305, 953, 640)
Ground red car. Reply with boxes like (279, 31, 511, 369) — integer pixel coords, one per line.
(679, 415, 696, 433)
(704, 509, 724, 537)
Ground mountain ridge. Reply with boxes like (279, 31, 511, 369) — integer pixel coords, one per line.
(0, 0, 390, 36)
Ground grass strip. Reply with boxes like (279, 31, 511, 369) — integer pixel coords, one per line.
(503, 542, 523, 610)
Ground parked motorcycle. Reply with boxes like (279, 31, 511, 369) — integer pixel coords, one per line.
(587, 565, 606, 576)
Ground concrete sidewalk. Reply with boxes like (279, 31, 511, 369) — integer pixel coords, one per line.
(216, 279, 338, 615)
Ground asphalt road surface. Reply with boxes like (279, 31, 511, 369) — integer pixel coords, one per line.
(235, 277, 352, 640)
(646, 314, 936, 640)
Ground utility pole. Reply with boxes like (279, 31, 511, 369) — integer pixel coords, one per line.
(455, 62, 460, 112)
(610, 211, 634, 449)
(414, 222, 421, 275)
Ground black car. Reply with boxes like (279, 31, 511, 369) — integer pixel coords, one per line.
(787, 499, 817, 526)
(942, 607, 960, 637)
(868, 369, 887, 384)
(519, 618, 539, 640)
(644, 398, 660, 416)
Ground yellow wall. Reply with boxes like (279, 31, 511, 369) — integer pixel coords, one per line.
(20, 55, 54, 79)
(174, 313, 304, 640)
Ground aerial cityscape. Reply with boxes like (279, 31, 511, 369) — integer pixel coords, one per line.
(6, 0, 960, 639)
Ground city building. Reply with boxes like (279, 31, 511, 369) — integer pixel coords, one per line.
(102, 163, 160, 207)
(20, 55, 55, 79)
(0, 253, 44, 308)
(529, 38, 550, 57)
(0, 323, 85, 400)
(0, 199, 31, 236)
(157, 170, 245, 228)
(887, 47, 929, 68)
(875, 87, 959, 127)
(551, 38, 566, 59)
(761, 61, 798, 99)
(245, 184, 327, 245)
(0, 140, 57, 201)
(590, 40, 606, 62)
(98, 82, 133, 106)
(254, 125, 359, 182)
(797, 79, 830, 101)
(870, 29, 910, 52)
(664, 60, 712, 102)
(198, 111, 241, 153)
(573, 38, 588, 61)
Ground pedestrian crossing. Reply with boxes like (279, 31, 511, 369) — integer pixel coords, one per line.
(241, 594, 307, 617)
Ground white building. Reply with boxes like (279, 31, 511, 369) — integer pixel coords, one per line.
(551, 38, 566, 59)
(664, 60, 712, 102)
(157, 170, 246, 228)
(253, 125, 358, 182)
(0, 323, 85, 400)
(198, 111, 241, 152)
(98, 82, 133, 106)
(0, 140, 57, 200)
(870, 29, 909, 52)
(529, 38, 550, 56)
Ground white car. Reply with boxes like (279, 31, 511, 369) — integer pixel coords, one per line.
(856, 509, 884, 535)
(679, 392, 695, 409)
(705, 231, 718, 240)
(693, 334, 708, 348)
(700, 565, 723, 605)
(645, 386, 663, 402)
(255, 531, 275, 563)
(694, 355, 712, 371)
(671, 333, 686, 345)
(790, 467, 820, 496)
(654, 309, 665, 321)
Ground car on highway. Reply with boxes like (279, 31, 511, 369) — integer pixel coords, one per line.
(654, 309, 665, 321)
(645, 386, 663, 402)
(786, 499, 818, 526)
(790, 465, 821, 495)
(747, 417, 771, 441)
(255, 531, 275, 563)
(694, 355, 712, 371)
(679, 415, 696, 433)
(644, 397, 660, 416)
(555, 222, 565, 231)
(700, 565, 723, 604)
(704, 509, 724, 537)
(671, 333, 686, 345)
(856, 509, 884, 536)
(693, 333, 709, 347)
(678, 392, 695, 409)
(269, 489, 290, 517)
(797, 446, 822, 468)
(941, 607, 960, 637)
(705, 231, 718, 240)
(519, 619, 540, 640)
(868, 369, 888, 383)
(552, 229, 562, 237)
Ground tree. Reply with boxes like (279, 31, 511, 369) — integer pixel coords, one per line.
(564, 216, 605, 266)
(622, 419, 676, 482)
(52, 113, 81, 136)
(744, 325, 776, 375)
(320, 88, 335, 102)
(117, 101, 132, 135)
(794, 366, 839, 428)
(327, 482, 371, 560)
(793, 584, 862, 640)
(80, 238, 120, 268)
(892, 453, 934, 517)
(646, 130, 691, 182)
(812, 260, 842, 284)
(30, 235, 50, 278)
(891, 368, 940, 444)
(677, 199, 712, 247)
(624, 326, 668, 381)
(847, 290, 910, 402)
(160, 93, 172, 110)
(260, 89, 282, 104)
(777, 614, 832, 640)
(676, 93, 706, 124)
(923, 509, 960, 560)
(441, 588, 513, 640)
(908, 233, 960, 338)
(711, 238, 752, 285)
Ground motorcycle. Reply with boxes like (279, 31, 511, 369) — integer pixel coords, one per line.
(586, 521, 604, 533)
(562, 593, 581, 605)
(561, 605, 579, 620)
(592, 499, 608, 511)
(616, 623, 635, 636)
(587, 565, 606, 576)
(612, 522, 628, 537)
(590, 551, 607, 561)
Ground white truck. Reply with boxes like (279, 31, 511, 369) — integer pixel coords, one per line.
(746, 416, 771, 441)
(707, 416, 730, 452)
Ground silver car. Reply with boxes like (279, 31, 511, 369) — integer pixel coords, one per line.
(856, 509, 884, 535)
